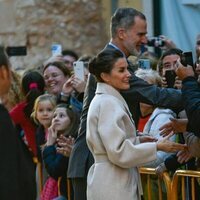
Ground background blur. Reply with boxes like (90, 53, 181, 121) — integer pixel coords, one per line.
(0, 0, 200, 70)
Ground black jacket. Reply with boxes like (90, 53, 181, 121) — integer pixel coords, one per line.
(182, 76, 200, 137)
(67, 44, 183, 178)
(0, 104, 36, 200)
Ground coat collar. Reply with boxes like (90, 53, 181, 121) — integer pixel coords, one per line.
(96, 83, 134, 122)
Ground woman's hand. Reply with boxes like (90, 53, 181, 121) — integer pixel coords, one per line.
(156, 133, 187, 153)
(62, 77, 74, 95)
(71, 75, 86, 93)
(56, 135, 75, 157)
(139, 135, 158, 143)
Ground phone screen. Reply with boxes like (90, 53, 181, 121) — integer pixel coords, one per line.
(51, 44, 62, 56)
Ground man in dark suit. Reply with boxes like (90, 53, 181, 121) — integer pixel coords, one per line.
(0, 46, 36, 200)
(67, 8, 183, 200)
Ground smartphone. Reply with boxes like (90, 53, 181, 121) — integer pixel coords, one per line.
(6, 46, 27, 56)
(180, 52, 193, 67)
(138, 59, 151, 69)
(73, 61, 85, 81)
(51, 44, 62, 56)
(165, 70, 176, 88)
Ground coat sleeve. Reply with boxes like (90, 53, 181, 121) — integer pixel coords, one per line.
(96, 99, 157, 168)
(121, 74, 183, 114)
(181, 76, 200, 137)
(43, 145, 69, 179)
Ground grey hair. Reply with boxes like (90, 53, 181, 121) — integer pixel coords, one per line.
(110, 7, 146, 38)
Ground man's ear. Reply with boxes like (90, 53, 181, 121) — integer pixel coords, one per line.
(118, 28, 126, 40)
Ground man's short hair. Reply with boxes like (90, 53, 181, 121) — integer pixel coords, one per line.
(110, 7, 146, 38)
(62, 49, 79, 60)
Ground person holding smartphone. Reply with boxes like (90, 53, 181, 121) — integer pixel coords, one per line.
(157, 48, 183, 89)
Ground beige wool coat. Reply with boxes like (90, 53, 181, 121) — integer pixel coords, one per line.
(86, 83, 157, 200)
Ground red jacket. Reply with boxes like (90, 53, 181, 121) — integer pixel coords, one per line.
(10, 101, 37, 156)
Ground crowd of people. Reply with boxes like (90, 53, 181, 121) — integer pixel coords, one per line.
(0, 6, 200, 200)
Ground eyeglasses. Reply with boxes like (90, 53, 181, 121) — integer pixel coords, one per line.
(44, 73, 63, 81)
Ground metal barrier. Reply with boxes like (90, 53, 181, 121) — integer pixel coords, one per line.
(33, 157, 43, 195)
(139, 167, 171, 200)
(171, 170, 200, 200)
(58, 177, 72, 200)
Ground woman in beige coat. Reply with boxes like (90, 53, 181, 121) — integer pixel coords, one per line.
(86, 49, 186, 200)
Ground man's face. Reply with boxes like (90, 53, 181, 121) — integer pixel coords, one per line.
(122, 16, 147, 57)
(162, 54, 180, 76)
(62, 55, 77, 72)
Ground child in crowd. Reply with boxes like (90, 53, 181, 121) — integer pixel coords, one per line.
(42, 104, 80, 200)
(31, 94, 57, 199)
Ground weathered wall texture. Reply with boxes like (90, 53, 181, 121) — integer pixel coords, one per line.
(0, 0, 108, 70)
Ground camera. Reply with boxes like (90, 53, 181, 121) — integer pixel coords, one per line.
(180, 51, 193, 67)
(6, 46, 27, 57)
(147, 37, 165, 47)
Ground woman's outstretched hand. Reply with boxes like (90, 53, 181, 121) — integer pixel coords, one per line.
(156, 133, 187, 153)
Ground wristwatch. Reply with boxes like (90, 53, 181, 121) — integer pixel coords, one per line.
(60, 92, 70, 102)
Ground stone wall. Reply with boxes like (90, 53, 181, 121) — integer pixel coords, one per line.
(0, 0, 108, 70)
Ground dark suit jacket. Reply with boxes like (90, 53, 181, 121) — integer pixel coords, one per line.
(0, 104, 36, 200)
(67, 44, 183, 178)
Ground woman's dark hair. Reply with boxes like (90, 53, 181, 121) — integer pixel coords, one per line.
(0, 45, 9, 68)
(43, 61, 71, 77)
(56, 104, 80, 138)
(89, 49, 124, 82)
(21, 69, 45, 119)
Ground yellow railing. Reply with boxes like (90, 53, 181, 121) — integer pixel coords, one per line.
(171, 170, 200, 200)
(139, 167, 171, 200)
(139, 167, 200, 200)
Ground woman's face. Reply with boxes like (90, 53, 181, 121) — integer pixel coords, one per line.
(43, 65, 69, 95)
(52, 107, 71, 133)
(101, 57, 131, 91)
(36, 100, 55, 129)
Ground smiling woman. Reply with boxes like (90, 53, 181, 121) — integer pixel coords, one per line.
(43, 61, 71, 96)
(86, 48, 186, 200)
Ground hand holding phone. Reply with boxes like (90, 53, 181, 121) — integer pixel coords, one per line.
(51, 44, 62, 56)
(165, 70, 176, 88)
(6, 46, 27, 56)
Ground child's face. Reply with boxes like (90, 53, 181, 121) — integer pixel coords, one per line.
(36, 100, 55, 128)
(52, 107, 71, 132)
